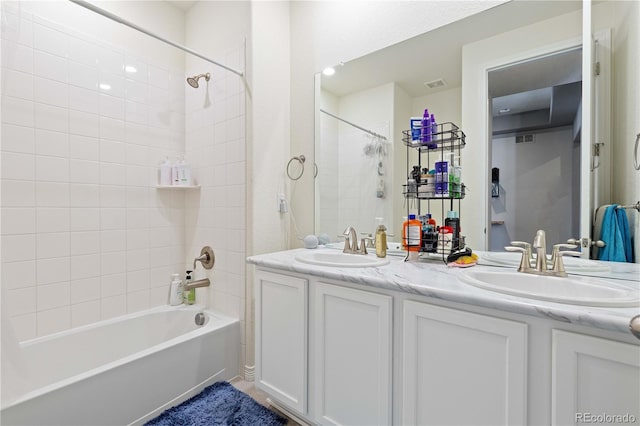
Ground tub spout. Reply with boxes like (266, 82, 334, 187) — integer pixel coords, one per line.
(184, 278, 210, 291)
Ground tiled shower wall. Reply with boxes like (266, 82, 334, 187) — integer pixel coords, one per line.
(0, 5, 187, 340)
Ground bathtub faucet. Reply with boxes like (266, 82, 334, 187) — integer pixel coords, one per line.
(193, 246, 215, 271)
(184, 278, 210, 291)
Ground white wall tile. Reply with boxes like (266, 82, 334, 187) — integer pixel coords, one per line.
(1, 123, 35, 154)
(2, 260, 37, 289)
(69, 85, 99, 114)
(71, 300, 101, 327)
(100, 230, 126, 253)
(1, 40, 34, 73)
(36, 182, 69, 207)
(71, 254, 100, 280)
(36, 207, 69, 233)
(36, 256, 70, 285)
(35, 129, 69, 158)
(99, 116, 125, 141)
(99, 139, 125, 164)
(36, 306, 71, 336)
(125, 143, 148, 166)
(70, 159, 99, 184)
(2, 96, 35, 127)
(34, 50, 68, 83)
(126, 229, 148, 250)
(34, 76, 68, 108)
(126, 249, 149, 272)
(125, 79, 146, 103)
(35, 103, 68, 133)
(69, 135, 99, 160)
(101, 294, 126, 320)
(99, 94, 124, 121)
(68, 37, 97, 68)
(69, 207, 99, 231)
(99, 73, 125, 98)
(1, 207, 35, 235)
(69, 61, 98, 91)
(127, 290, 149, 313)
(6, 287, 37, 316)
(69, 110, 99, 138)
(124, 57, 147, 83)
(70, 231, 99, 256)
(2, 234, 35, 263)
(37, 281, 70, 310)
(68, 185, 98, 210)
(70, 277, 100, 304)
(126, 269, 149, 292)
(149, 286, 168, 306)
(35, 155, 69, 182)
(100, 163, 126, 186)
(100, 273, 126, 298)
(33, 23, 68, 58)
(36, 232, 70, 259)
(9, 313, 37, 342)
(148, 65, 168, 89)
(100, 185, 126, 207)
(125, 101, 148, 125)
(96, 46, 124, 75)
(3, 69, 34, 100)
(1, 11, 34, 47)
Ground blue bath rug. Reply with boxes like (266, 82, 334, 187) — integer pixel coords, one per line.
(145, 381, 287, 426)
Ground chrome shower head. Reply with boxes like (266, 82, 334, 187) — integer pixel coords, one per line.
(186, 72, 210, 88)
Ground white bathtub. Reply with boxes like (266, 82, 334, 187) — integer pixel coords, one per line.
(0, 304, 240, 426)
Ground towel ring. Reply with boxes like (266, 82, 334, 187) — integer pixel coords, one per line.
(287, 155, 306, 180)
(634, 133, 640, 171)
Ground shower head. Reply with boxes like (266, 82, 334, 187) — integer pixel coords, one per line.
(186, 72, 210, 88)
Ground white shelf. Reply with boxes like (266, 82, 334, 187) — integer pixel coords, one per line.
(155, 185, 201, 189)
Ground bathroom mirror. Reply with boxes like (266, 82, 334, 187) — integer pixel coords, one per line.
(314, 0, 639, 280)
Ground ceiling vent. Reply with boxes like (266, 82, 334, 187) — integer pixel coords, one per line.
(424, 78, 446, 89)
(515, 134, 535, 144)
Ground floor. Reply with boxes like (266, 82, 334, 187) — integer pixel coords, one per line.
(230, 378, 302, 425)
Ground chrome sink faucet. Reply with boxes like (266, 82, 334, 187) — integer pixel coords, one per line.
(506, 230, 581, 277)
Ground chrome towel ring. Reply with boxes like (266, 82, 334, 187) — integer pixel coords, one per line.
(634, 133, 640, 171)
(287, 155, 318, 180)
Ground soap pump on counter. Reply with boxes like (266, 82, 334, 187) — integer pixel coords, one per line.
(375, 217, 387, 258)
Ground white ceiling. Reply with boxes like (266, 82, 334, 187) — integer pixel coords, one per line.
(166, 1, 197, 12)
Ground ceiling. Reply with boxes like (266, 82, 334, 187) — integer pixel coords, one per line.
(166, 1, 197, 12)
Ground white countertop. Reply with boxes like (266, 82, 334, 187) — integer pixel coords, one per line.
(247, 247, 640, 337)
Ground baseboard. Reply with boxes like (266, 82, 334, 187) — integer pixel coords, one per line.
(244, 364, 255, 382)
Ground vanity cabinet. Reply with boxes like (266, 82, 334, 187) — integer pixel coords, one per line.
(402, 301, 528, 425)
(551, 330, 640, 425)
(254, 270, 308, 414)
(312, 282, 392, 426)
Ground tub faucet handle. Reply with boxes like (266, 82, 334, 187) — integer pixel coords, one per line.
(193, 246, 215, 270)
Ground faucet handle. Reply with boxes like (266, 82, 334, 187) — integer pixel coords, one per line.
(510, 241, 533, 261)
(551, 244, 581, 276)
(505, 246, 533, 273)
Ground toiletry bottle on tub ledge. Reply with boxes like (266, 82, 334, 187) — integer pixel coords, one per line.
(169, 273, 183, 305)
(184, 270, 195, 305)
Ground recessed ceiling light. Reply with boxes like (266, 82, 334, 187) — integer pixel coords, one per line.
(124, 65, 137, 73)
(99, 83, 111, 91)
(499, 108, 511, 114)
(322, 67, 335, 76)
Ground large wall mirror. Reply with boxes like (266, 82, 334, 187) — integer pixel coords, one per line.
(314, 0, 639, 280)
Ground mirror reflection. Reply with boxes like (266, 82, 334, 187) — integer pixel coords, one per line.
(315, 0, 639, 280)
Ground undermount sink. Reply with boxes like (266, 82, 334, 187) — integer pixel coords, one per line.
(459, 269, 640, 307)
(295, 251, 390, 268)
(480, 251, 611, 273)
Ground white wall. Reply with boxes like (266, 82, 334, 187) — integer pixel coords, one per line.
(184, 0, 250, 377)
(1, 1, 186, 340)
(289, 0, 507, 247)
(490, 128, 577, 251)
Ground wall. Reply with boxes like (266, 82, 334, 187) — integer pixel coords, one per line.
(289, 0, 507, 247)
(1, 1, 186, 340)
(490, 128, 577, 251)
(184, 0, 250, 377)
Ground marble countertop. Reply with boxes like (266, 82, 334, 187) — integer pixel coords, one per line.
(247, 247, 640, 337)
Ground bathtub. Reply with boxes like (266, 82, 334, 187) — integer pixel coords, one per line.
(0, 304, 240, 426)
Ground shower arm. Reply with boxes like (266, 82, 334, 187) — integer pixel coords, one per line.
(68, 0, 244, 78)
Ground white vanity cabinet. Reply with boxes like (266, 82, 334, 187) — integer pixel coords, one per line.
(254, 270, 308, 414)
(402, 301, 528, 425)
(312, 282, 393, 426)
(551, 330, 640, 425)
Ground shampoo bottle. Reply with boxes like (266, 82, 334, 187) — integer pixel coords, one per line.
(184, 270, 195, 305)
(375, 217, 387, 258)
(169, 273, 183, 305)
(159, 157, 172, 186)
(402, 214, 422, 254)
(420, 109, 431, 146)
(429, 113, 438, 146)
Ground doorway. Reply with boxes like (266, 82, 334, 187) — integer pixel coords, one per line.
(488, 47, 583, 251)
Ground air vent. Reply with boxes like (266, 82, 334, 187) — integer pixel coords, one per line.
(515, 134, 535, 144)
(424, 78, 446, 89)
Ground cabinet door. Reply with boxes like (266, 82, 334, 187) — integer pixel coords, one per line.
(313, 282, 392, 426)
(552, 330, 640, 425)
(402, 301, 527, 425)
(255, 270, 307, 414)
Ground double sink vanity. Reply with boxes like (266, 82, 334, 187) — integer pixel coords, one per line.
(247, 246, 640, 425)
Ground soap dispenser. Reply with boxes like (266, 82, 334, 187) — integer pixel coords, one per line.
(375, 217, 387, 258)
(183, 270, 195, 305)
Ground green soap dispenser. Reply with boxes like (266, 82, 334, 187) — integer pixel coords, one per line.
(184, 270, 195, 305)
